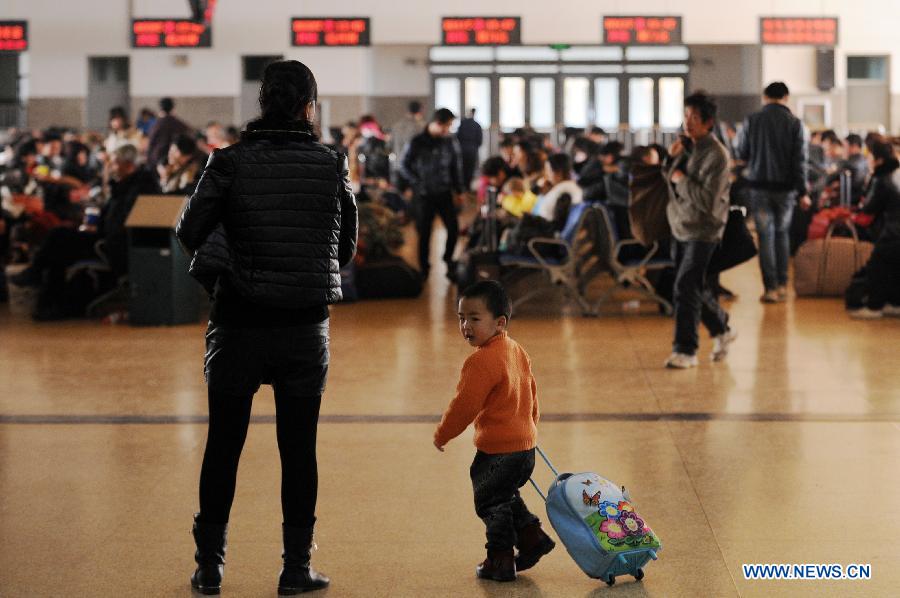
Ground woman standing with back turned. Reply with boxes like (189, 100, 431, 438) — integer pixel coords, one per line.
(176, 60, 358, 595)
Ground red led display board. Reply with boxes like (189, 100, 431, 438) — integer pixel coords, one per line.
(132, 19, 212, 48)
(760, 17, 838, 46)
(0, 21, 28, 52)
(441, 17, 521, 46)
(603, 16, 682, 45)
(291, 18, 371, 46)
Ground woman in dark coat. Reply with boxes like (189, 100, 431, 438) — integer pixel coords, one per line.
(176, 60, 357, 595)
(849, 139, 900, 318)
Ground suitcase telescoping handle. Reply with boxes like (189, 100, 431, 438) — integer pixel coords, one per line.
(527, 446, 632, 503)
(528, 445, 559, 502)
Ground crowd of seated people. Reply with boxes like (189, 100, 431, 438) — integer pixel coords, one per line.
(3, 90, 899, 321)
(462, 116, 900, 316)
(0, 98, 230, 319)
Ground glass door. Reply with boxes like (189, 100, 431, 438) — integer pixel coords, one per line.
(434, 77, 462, 130)
(529, 77, 555, 133)
(658, 77, 685, 130)
(627, 77, 655, 130)
(499, 77, 525, 132)
(563, 77, 590, 129)
(464, 77, 491, 128)
(593, 78, 620, 130)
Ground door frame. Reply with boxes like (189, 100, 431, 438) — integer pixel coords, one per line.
(86, 55, 131, 131)
(429, 44, 690, 152)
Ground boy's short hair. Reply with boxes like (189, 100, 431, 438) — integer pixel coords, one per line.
(503, 177, 526, 195)
(845, 133, 863, 148)
(460, 280, 512, 322)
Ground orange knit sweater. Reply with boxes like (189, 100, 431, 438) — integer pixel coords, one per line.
(434, 331, 539, 454)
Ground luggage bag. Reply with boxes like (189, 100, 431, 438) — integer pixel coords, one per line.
(457, 186, 502, 288)
(794, 216, 873, 297)
(529, 447, 662, 586)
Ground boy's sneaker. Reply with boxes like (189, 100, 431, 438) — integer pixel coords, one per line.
(848, 307, 883, 320)
(514, 523, 555, 572)
(664, 352, 698, 369)
(711, 328, 738, 362)
(882, 304, 900, 317)
(776, 285, 789, 301)
(476, 549, 516, 582)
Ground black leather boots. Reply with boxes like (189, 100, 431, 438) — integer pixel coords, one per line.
(190, 513, 227, 595)
(277, 524, 330, 595)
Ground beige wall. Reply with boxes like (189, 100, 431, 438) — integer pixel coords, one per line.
(369, 96, 429, 131)
(27, 98, 83, 129)
(130, 97, 236, 132)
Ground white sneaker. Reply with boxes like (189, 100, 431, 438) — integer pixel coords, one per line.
(882, 304, 900, 317)
(711, 328, 738, 362)
(760, 290, 783, 304)
(776, 286, 788, 301)
(848, 307, 883, 320)
(664, 352, 698, 369)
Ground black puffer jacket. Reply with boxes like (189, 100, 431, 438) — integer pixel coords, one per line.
(176, 121, 358, 309)
(398, 130, 465, 196)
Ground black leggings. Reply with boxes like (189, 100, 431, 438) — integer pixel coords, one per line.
(198, 390, 322, 527)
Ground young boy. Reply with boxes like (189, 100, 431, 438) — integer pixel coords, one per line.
(434, 280, 555, 582)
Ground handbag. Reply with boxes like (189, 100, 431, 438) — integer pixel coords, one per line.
(710, 207, 757, 273)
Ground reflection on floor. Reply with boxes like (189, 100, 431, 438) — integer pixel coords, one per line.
(1, 240, 899, 597)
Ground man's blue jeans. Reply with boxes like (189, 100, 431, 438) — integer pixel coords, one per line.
(750, 189, 796, 291)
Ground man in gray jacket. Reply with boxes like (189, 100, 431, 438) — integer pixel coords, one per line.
(664, 92, 735, 369)
(736, 82, 810, 303)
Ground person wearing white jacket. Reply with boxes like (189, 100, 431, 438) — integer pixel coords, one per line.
(534, 153, 583, 222)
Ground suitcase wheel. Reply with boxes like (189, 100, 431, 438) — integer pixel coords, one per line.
(605, 575, 615, 586)
(634, 568, 645, 581)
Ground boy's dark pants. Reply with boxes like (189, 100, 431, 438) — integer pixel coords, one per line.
(471, 449, 540, 551)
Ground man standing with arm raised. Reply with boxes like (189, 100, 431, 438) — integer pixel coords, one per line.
(664, 92, 736, 369)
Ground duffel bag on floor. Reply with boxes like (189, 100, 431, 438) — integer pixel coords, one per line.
(795, 219, 873, 297)
(355, 255, 422, 299)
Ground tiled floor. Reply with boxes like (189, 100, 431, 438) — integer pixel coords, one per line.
(2, 240, 899, 597)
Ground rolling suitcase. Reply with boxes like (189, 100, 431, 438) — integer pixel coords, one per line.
(457, 186, 502, 288)
(529, 447, 661, 586)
